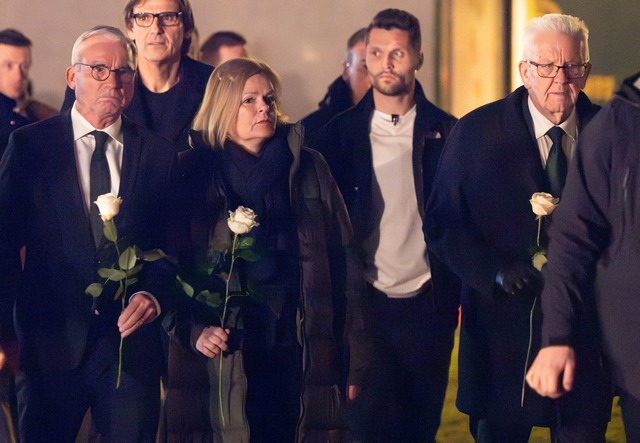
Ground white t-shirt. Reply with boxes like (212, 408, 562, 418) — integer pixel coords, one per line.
(364, 105, 431, 298)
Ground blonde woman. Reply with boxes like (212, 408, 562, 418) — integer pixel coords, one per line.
(171, 58, 352, 442)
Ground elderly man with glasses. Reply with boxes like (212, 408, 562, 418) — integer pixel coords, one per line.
(0, 25, 178, 442)
(425, 13, 611, 442)
(61, 0, 212, 153)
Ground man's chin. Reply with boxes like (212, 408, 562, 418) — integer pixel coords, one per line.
(374, 84, 408, 97)
(6, 91, 24, 101)
(98, 102, 126, 117)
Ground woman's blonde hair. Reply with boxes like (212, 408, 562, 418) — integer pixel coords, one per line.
(192, 57, 285, 148)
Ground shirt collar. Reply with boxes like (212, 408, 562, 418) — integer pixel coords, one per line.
(527, 96, 578, 142)
(70, 102, 123, 144)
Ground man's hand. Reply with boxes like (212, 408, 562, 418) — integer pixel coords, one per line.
(117, 293, 158, 338)
(496, 262, 543, 299)
(0, 345, 5, 370)
(347, 384, 361, 402)
(196, 326, 229, 358)
(526, 345, 576, 399)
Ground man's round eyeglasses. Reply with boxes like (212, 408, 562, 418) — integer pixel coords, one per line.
(74, 63, 136, 83)
(526, 60, 588, 79)
(132, 12, 183, 27)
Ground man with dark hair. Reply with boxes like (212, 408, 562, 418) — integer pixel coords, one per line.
(200, 30, 248, 67)
(0, 27, 57, 442)
(61, 0, 212, 151)
(426, 13, 610, 442)
(302, 28, 370, 142)
(0, 28, 56, 155)
(312, 9, 459, 443)
(0, 25, 177, 441)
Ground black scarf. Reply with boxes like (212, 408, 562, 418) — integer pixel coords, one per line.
(215, 127, 299, 350)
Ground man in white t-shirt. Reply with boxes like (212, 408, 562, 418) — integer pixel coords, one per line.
(312, 9, 459, 442)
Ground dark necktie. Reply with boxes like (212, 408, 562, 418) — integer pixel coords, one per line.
(545, 126, 567, 197)
(89, 130, 111, 248)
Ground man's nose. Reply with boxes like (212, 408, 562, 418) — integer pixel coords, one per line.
(382, 54, 393, 70)
(149, 16, 164, 33)
(554, 66, 569, 83)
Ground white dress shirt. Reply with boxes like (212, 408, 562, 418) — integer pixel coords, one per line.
(71, 103, 160, 315)
(71, 103, 124, 213)
(527, 96, 578, 168)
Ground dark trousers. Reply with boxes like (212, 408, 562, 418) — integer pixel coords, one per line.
(17, 336, 161, 443)
(619, 389, 640, 443)
(346, 285, 457, 443)
(243, 343, 301, 443)
(471, 415, 608, 443)
(470, 374, 610, 443)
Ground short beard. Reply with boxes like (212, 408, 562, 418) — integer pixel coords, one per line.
(371, 74, 410, 97)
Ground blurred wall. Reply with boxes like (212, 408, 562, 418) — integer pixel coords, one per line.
(440, 0, 508, 118)
(557, 0, 640, 104)
(0, 0, 439, 121)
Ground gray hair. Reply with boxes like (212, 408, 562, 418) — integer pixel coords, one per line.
(523, 13, 590, 63)
(70, 25, 137, 70)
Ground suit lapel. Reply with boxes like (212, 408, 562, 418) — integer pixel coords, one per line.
(118, 119, 141, 205)
(513, 89, 548, 192)
(48, 115, 97, 272)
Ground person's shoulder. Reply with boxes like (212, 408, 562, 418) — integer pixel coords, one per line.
(324, 96, 369, 133)
(122, 117, 176, 156)
(454, 87, 526, 131)
(415, 87, 456, 124)
(300, 145, 329, 169)
(11, 112, 68, 139)
(182, 56, 214, 82)
(4, 113, 70, 165)
(580, 94, 635, 145)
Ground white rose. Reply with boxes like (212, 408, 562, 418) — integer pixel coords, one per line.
(530, 192, 559, 217)
(94, 193, 123, 222)
(227, 206, 259, 235)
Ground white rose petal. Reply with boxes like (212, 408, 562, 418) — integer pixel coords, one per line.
(94, 193, 123, 222)
(530, 192, 559, 217)
(227, 206, 259, 235)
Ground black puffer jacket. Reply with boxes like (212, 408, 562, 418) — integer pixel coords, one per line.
(171, 122, 353, 442)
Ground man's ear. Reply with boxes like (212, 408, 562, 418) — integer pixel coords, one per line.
(415, 51, 424, 71)
(66, 65, 77, 90)
(577, 62, 592, 89)
(519, 61, 531, 89)
(341, 62, 349, 81)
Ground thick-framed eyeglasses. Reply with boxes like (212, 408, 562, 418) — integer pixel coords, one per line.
(74, 63, 136, 83)
(526, 60, 588, 79)
(132, 12, 183, 27)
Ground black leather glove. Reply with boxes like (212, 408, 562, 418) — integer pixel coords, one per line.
(495, 262, 543, 300)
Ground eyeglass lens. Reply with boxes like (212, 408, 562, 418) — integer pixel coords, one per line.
(133, 12, 181, 27)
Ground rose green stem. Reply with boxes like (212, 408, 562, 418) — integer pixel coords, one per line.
(112, 227, 126, 390)
(536, 217, 542, 248)
(218, 352, 224, 426)
(116, 284, 126, 389)
(220, 233, 239, 327)
(218, 233, 239, 427)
